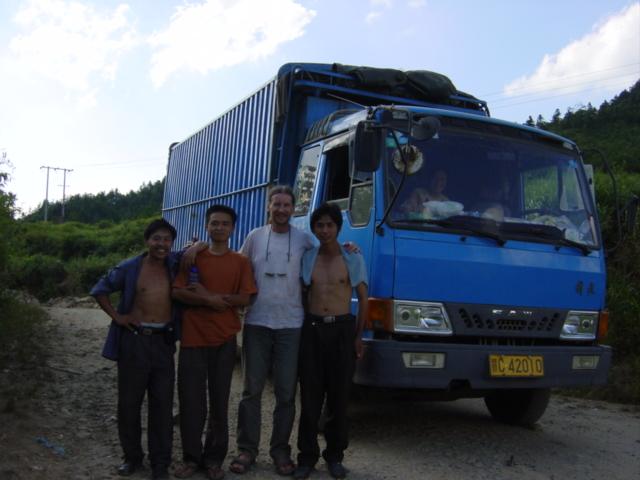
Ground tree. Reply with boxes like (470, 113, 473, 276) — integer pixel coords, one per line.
(0, 152, 17, 293)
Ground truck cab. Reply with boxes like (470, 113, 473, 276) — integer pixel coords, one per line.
(290, 105, 611, 425)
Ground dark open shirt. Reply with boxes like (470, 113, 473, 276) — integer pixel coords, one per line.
(90, 252, 182, 360)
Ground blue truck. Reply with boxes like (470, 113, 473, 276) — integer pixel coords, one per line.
(163, 63, 611, 425)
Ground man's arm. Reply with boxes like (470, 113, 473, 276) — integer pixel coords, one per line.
(94, 294, 138, 329)
(354, 282, 369, 359)
(179, 241, 208, 270)
(172, 284, 230, 312)
(222, 293, 251, 307)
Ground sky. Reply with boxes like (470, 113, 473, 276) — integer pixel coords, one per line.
(0, 0, 638, 215)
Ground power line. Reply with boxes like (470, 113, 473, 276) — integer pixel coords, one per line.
(479, 62, 640, 98)
(488, 72, 639, 106)
(491, 77, 637, 113)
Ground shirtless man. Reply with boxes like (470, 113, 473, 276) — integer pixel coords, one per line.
(91, 219, 181, 480)
(294, 203, 368, 480)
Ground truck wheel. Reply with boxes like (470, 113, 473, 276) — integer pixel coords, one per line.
(484, 388, 550, 426)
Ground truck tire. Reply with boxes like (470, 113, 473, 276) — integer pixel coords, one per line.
(484, 388, 551, 426)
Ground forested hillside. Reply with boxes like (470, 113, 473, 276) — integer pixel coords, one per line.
(526, 80, 640, 172)
(22, 178, 164, 223)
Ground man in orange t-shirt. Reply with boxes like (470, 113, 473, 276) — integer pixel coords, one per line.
(172, 204, 257, 480)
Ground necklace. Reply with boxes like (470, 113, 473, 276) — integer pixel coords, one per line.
(265, 225, 291, 263)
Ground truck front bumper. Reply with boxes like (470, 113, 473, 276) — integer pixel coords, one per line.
(354, 339, 612, 389)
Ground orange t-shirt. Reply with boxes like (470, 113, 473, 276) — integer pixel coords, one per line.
(174, 249, 257, 347)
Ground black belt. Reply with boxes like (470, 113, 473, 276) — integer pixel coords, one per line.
(306, 313, 353, 325)
(133, 325, 171, 336)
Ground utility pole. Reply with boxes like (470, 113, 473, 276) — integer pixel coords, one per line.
(40, 166, 73, 222)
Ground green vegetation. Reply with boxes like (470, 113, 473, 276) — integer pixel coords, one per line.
(8, 217, 155, 301)
(0, 156, 48, 390)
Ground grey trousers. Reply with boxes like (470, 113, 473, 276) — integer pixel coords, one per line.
(236, 324, 301, 459)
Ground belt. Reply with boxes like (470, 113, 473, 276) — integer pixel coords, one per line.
(306, 313, 353, 325)
(133, 325, 171, 336)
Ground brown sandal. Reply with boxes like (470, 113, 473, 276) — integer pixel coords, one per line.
(174, 461, 199, 478)
(274, 457, 295, 476)
(207, 465, 225, 480)
(228, 452, 255, 475)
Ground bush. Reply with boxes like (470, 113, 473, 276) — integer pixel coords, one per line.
(9, 254, 67, 301)
(64, 254, 123, 296)
(0, 293, 48, 369)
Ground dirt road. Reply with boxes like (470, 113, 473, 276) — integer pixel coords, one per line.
(1, 307, 638, 480)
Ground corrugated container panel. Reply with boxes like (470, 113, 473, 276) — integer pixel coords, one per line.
(163, 79, 277, 249)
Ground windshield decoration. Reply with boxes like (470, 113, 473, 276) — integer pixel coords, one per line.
(392, 145, 424, 175)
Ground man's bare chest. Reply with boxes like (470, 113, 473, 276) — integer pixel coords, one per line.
(312, 255, 349, 287)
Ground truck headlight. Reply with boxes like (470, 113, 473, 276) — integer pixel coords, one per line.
(395, 301, 453, 335)
(560, 311, 598, 340)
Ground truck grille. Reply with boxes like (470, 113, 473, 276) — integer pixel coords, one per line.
(448, 303, 564, 339)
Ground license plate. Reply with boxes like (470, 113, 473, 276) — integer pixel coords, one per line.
(489, 354, 544, 377)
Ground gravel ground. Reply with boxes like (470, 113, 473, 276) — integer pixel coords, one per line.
(0, 307, 638, 480)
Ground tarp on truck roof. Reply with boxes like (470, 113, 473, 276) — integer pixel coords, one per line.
(332, 63, 458, 102)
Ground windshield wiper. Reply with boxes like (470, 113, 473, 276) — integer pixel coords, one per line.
(503, 223, 593, 255)
(398, 217, 507, 246)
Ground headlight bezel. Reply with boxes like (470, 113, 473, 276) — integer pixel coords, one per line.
(560, 310, 598, 340)
(393, 300, 453, 336)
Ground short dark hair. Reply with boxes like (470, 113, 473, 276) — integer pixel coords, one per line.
(206, 204, 237, 225)
(268, 185, 295, 206)
(144, 218, 177, 240)
(310, 202, 343, 232)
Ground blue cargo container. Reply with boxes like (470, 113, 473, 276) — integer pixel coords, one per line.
(163, 63, 611, 425)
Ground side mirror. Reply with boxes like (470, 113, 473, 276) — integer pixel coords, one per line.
(352, 121, 384, 172)
(411, 116, 441, 141)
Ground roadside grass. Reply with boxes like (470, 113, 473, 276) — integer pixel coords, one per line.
(0, 294, 51, 412)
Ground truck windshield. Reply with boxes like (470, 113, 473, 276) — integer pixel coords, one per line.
(384, 116, 598, 249)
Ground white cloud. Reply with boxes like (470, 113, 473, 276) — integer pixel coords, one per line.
(365, 11, 382, 24)
(408, 0, 426, 8)
(9, 0, 138, 96)
(504, 3, 640, 97)
(365, 0, 393, 24)
(148, 0, 316, 88)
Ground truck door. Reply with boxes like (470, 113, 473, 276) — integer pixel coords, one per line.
(292, 137, 375, 278)
(318, 137, 375, 276)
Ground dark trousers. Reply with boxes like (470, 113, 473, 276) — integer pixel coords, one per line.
(117, 329, 175, 469)
(178, 338, 237, 467)
(297, 316, 356, 467)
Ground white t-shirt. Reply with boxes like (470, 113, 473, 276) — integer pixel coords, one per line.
(240, 224, 315, 329)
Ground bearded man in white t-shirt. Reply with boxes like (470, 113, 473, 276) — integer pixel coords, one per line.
(230, 185, 314, 476)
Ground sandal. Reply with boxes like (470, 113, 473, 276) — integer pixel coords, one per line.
(207, 465, 225, 480)
(274, 456, 295, 476)
(228, 452, 255, 475)
(174, 461, 199, 479)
